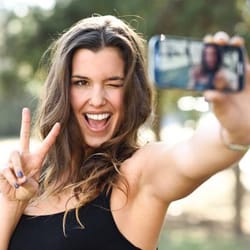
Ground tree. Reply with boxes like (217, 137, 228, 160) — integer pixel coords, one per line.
(155, 0, 242, 37)
(0, 0, 167, 136)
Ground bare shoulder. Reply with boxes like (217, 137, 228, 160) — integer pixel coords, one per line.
(120, 141, 175, 195)
(111, 143, 171, 249)
(129, 141, 173, 163)
(130, 141, 175, 171)
(121, 141, 173, 176)
(122, 140, 206, 204)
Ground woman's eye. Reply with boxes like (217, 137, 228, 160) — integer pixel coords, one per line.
(106, 82, 124, 88)
(73, 80, 88, 86)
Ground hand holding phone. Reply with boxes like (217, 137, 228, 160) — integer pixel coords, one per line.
(148, 33, 246, 92)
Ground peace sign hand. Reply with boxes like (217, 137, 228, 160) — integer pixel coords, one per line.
(0, 108, 60, 201)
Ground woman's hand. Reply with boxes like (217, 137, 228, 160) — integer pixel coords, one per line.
(204, 33, 250, 144)
(0, 108, 60, 201)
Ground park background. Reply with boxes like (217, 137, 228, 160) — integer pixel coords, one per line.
(0, 0, 250, 249)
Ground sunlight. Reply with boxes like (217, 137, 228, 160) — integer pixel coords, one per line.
(0, 0, 56, 11)
(177, 96, 210, 112)
(0, 138, 39, 168)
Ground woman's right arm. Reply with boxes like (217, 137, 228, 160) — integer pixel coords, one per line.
(0, 158, 39, 250)
(0, 195, 27, 250)
(0, 108, 60, 250)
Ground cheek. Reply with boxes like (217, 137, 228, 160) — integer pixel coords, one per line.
(70, 89, 83, 112)
(112, 92, 124, 114)
(70, 91, 77, 112)
(116, 94, 125, 125)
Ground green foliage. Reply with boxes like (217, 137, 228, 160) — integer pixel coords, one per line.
(1, 0, 250, 135)
(159, 227, 250, 250)
(0, 0, 168, 136)
(154, 0, 242, 38)
(0, 0, 168, 94)
(0, 90, 37, 136)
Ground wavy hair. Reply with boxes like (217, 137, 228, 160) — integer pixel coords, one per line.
(201, 43, 222, 74)
(35, 15, 153, 219)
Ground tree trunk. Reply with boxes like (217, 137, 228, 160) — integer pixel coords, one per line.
(233, 164, 244, 235)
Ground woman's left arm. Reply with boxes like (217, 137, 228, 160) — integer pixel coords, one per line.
(139, 54, 250, 204)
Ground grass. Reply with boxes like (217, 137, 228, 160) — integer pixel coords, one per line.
(158, 226, 250, 250)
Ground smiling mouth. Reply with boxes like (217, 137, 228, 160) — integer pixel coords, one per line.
(84, 113, 111, 131)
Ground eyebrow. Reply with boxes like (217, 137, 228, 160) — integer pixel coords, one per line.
(71, 75, 88, 79)
(71, 75, 124, 81)
(106, 76, 125, 81)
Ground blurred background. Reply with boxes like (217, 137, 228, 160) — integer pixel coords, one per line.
(0, 0, 250, 249)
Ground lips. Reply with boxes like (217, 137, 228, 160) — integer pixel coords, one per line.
(84, 112, 111, 131)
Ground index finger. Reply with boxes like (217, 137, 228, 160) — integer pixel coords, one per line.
(230, 36, 245, 47)
(36, 122, 61, 162)
(213, 31, 230, 45)
(20, 107, 31, 154)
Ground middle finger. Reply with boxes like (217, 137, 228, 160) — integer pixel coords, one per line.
(0, 166, 19, 189)
(20, 108, 31, 154)
(9, 151, 27, 184)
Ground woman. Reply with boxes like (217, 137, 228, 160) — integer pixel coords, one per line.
(1, 15, 250, 250)
(189, 40, 239, 92)
(189, 43, 223, 90)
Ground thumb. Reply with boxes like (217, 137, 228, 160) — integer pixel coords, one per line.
(204, 90, 228, 103)
(16, 179, 39, 201)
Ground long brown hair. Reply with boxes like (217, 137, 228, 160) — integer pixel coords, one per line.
(35, 15, 153, 212)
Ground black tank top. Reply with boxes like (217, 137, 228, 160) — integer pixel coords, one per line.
(8, 191, 142, 250)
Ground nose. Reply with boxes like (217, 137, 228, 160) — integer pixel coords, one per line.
(88, 85, 106, 107)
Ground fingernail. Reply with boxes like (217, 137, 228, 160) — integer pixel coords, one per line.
(14, 183, 19, 189)
(17, 170, 24, 178)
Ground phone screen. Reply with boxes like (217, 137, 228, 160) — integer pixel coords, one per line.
(148, 35, 245, 92)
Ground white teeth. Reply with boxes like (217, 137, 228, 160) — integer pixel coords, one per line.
(86, 113, 110, 121)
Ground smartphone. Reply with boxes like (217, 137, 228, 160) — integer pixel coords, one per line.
(148, 35, 245, 92)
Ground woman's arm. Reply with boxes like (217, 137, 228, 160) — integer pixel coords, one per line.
(0, 108, 60, 249)
(0, 195, 27, 250)
(138, 47, 250, 204)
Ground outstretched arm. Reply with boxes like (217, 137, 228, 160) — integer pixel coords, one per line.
(139, 35, 250, 204)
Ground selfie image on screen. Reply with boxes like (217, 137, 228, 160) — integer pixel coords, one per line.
(149, 35, 245, 92)
(189, 44, 239, 91)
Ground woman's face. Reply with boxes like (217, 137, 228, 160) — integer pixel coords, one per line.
(70, 47, 125, 148)
(204, 46, 218, 69)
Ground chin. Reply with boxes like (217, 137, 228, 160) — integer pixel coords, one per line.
(87, 142, 103, 148)
(84, 137, 110, 149)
